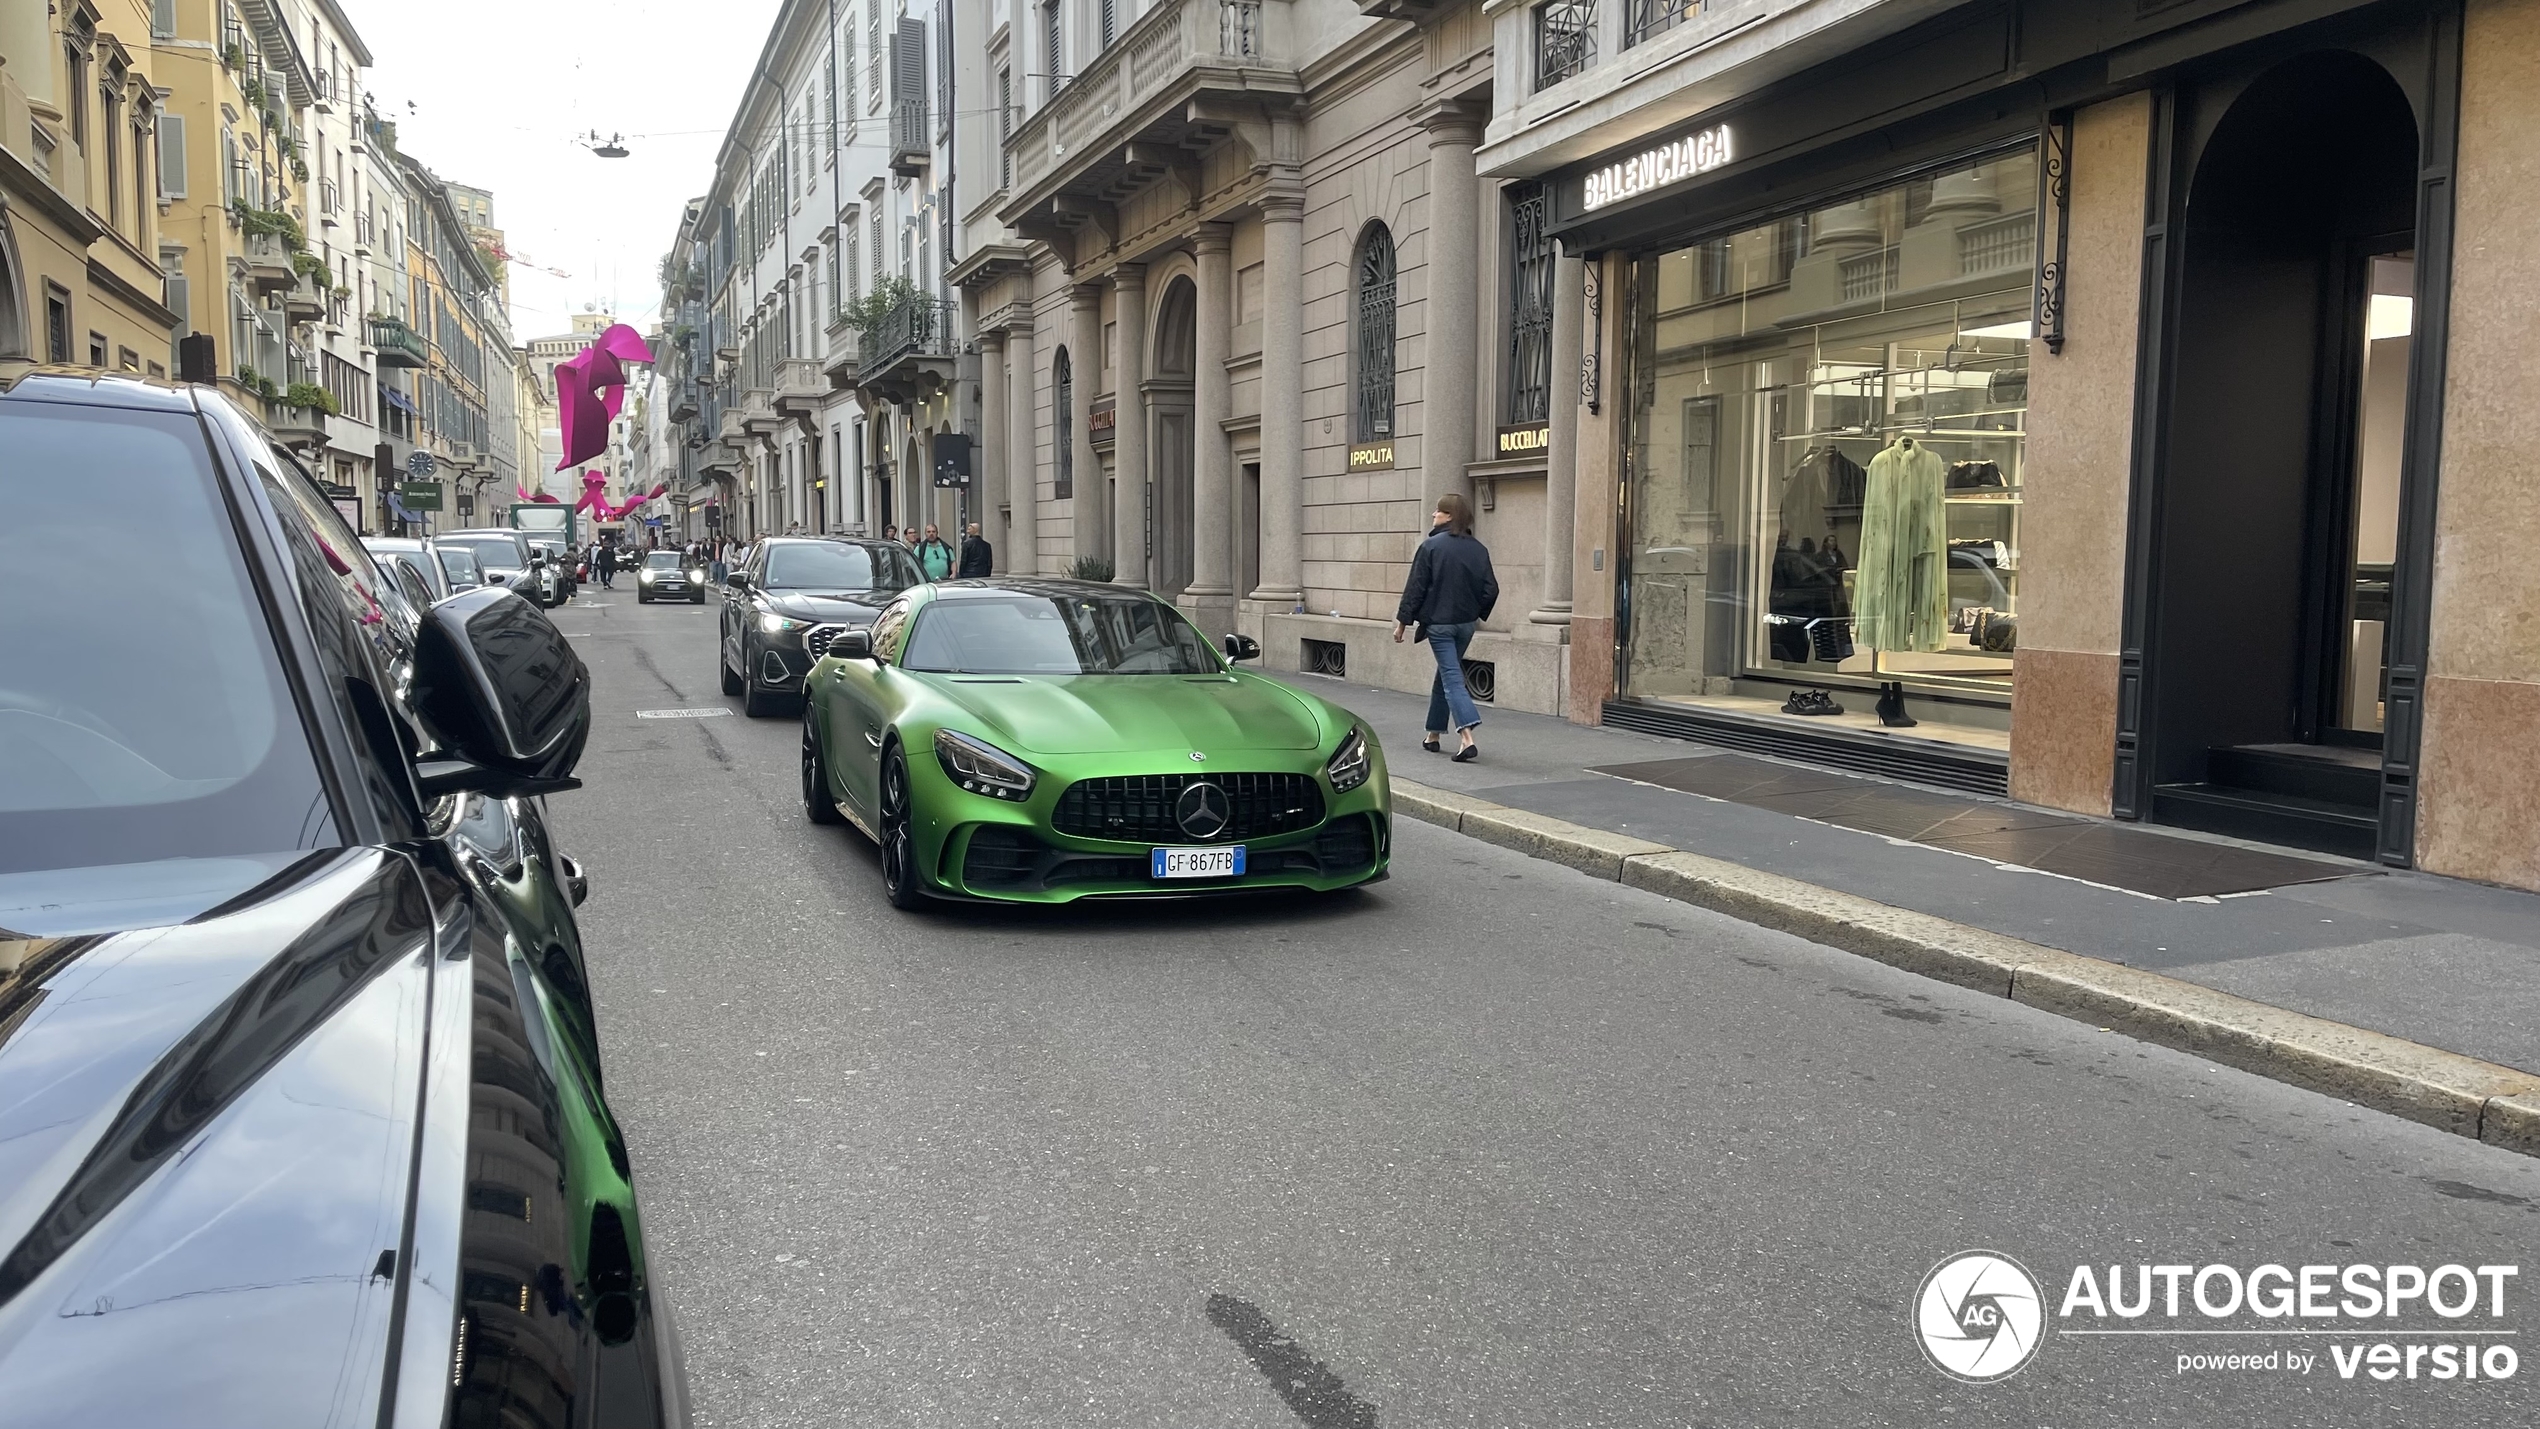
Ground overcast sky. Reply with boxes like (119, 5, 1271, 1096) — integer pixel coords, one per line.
(350, 0, 784, 341)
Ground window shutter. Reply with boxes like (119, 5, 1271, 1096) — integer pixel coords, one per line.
(894, 19, 924, 110)
(152, 0, 178, 39)
(158, 113, 186, 198)
(166, 274, 190, 334)
(936, 0, 953, 141)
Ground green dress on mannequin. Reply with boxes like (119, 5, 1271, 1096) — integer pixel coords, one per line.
(1854, 437, 1949, 654)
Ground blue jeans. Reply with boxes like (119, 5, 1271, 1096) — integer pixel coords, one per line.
(1424, 621, 1481, 734)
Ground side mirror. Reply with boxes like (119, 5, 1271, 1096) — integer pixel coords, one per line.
(409, 587, 592, 800)
(1223, 633, 1261, 663)
(835, 627, 873, 661)
(727, 572, 750, 591)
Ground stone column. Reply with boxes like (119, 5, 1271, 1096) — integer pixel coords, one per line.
(1530, 245, 1584, 627)
(1420, 103, 1485, 510)
(1004, 316, 1038, 574)
(979, 327, 1008, 566)
(1111, 264, 1149, 587)
(1070, 283, 1104, 570)
(1182, 225, 1236, 634)
(1251, 193, 1306, 607)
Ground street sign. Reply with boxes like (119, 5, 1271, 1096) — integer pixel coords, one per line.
(398, 481, 443, 511)
(406, 451, 437, 478)
(323, 483, 358, 499)
(933, 432, 973, 488)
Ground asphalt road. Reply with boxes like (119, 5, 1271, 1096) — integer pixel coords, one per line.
(544, 585, 2540, 1428)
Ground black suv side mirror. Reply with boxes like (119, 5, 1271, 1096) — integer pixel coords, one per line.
(1223, 633, 1261, 663)
(726, 571, 750, 591)
(409, 587, 591, 799)
(834, 627, 873, 661)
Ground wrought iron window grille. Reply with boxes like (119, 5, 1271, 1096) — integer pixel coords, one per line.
(1534, 0, 1597, 92)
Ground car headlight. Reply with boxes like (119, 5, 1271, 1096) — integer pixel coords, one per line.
(639, 569, 658, 583)
(760, 612, 807, 634)
(935, 729, 1036, 800)
(1326, 726, 1372, 793)
(688, 568, 706, 582)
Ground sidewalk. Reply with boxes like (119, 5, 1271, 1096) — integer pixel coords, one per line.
(1278, 672, 2540, 1079)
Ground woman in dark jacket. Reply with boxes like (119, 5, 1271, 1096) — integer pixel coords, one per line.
(1393, 492, 1499, 761)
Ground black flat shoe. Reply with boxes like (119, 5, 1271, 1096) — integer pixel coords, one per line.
(1422, 736, 1442, 753)
(1452, 744, 1479, 763)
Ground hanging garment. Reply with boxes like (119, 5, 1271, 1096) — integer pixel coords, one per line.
(1778, 446, 1868, 538)
(1854, 438, 1949, 653)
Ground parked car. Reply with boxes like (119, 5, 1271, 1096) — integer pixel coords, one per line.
(0, 371, 689, 1427)
(636, 549, 706, 604)
(436, 542, 486, 591)
(719, 537, 921, 717)
(362, 535, 452, 609)
(799, 578, 1391, 908)
(438, 527, 565, 607)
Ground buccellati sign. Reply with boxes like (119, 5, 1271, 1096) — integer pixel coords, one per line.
(1582, 124, 1736, 211)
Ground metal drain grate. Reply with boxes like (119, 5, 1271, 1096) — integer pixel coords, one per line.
(1300, 638, 1346, 678)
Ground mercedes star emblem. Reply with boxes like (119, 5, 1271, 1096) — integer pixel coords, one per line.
(1189, 750, 1207, 762)
(1175, 781, 1232, 841)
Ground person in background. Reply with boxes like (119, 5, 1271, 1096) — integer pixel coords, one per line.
(916, 523, 956, 582)
(883, 524, 899, 545)
(595, 541, 619, 590)
(957, 521, 993, 578)
(1392, 491, 1498, 763)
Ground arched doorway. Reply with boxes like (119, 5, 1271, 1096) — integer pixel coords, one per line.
(0, 216, 26, 361)
(1149, 275, 1198, 601)
(2134, 50, 2422, 858)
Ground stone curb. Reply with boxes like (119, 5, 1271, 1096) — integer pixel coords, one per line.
(1391, 779, 2540, 1158)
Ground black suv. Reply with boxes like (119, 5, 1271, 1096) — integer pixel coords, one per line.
(0, 373, 688, 1426)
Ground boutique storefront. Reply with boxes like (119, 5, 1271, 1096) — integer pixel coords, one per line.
(1538, 0, 2540, 889)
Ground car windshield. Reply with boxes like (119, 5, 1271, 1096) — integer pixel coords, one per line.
(0, 403, 334, 875)
(762, 542, 918, 592)
(645, 551, 680, 570)
(900, 594, 1223, 675)
(442, 535, 527, 570)
(437, 547, 482, 582)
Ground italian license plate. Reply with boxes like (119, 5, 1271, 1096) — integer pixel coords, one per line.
(1152, 845, 1245, 879)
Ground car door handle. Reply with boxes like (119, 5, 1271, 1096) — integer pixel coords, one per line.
(863, 728, 881, 747)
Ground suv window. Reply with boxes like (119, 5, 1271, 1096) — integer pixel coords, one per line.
(0, 403, 335, 874)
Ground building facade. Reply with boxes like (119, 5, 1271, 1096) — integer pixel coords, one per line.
(0, 0, 182, 380)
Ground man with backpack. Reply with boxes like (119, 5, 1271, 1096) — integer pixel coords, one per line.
(915, 523, 956, 581)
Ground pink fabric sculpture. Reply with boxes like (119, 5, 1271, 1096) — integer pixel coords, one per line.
(553, 323, 655, 471)
(509, 471, 669, 519)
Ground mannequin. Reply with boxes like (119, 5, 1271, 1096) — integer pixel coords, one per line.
(1854, 435, 1949, 727)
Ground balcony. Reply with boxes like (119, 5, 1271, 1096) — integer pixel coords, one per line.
(285, 270, 327, 325)
(775, 357, 828, 425)
(263, 394, 329, 448)
(1001, 0, 1297, 237)
(855, 295, 958, 407)
(740, 388, 784, 440)
(369, 315, 429, 368)
(890, 98, 929, 177)
(821, 319, 861, 389)
(242, 232, 296, 295)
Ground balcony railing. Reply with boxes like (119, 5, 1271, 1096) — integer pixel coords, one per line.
(1535, 0, 1597, 90)
(369, 315, 429, 368)
(1009, 0, 1288, 197)
(1624, 0, 1709, 49)
(890, 98, 929, 175)
(866, 296, 958, 371)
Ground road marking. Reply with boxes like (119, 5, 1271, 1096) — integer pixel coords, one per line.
(636, 708, 732, 719)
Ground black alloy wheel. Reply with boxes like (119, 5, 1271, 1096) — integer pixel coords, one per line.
(741, 640, 784, 718)
(801, 709, 843, 825)
(878, 743, 926, 911)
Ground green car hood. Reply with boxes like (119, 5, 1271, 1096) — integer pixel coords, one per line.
(921, 672, 1325, 755)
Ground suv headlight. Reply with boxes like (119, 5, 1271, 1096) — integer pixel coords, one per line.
(1326, 727, 1372, 793)
(935, 729, 1035, 800)
(760, 612, 807, 634)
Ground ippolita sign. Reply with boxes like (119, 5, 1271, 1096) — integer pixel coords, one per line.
(1582, 124, 1736, 211)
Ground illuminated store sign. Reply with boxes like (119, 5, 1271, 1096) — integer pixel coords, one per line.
(1582, 124, 1736, 211)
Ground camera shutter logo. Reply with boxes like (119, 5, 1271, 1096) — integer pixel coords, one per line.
(1916, 1251, 2044, 1382)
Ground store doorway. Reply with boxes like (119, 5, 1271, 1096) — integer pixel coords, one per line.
(2137, 51, 2420, 859)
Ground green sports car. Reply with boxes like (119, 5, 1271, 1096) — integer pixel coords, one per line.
(799, 578, 1390, 907)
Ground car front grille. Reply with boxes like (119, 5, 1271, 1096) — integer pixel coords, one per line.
(1051, 772, 1324, 844)
(805, 624, 854, 660)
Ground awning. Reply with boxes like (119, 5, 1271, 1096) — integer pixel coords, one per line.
(380, 386, 416, 414)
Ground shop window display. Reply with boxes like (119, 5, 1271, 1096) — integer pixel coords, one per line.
(1619, 146, 2037, 748)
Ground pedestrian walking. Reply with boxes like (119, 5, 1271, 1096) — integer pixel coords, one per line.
(709, 538, 729, 585)
(596, 542, 619, 590)
(1393, 492, 1498, 762)
(957, 521, 993, 578)
(916, 523, 956, 581)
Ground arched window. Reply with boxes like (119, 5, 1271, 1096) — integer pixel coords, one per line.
(1353, 224, 1397, 442)
(1052, 345, 1074, 499)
